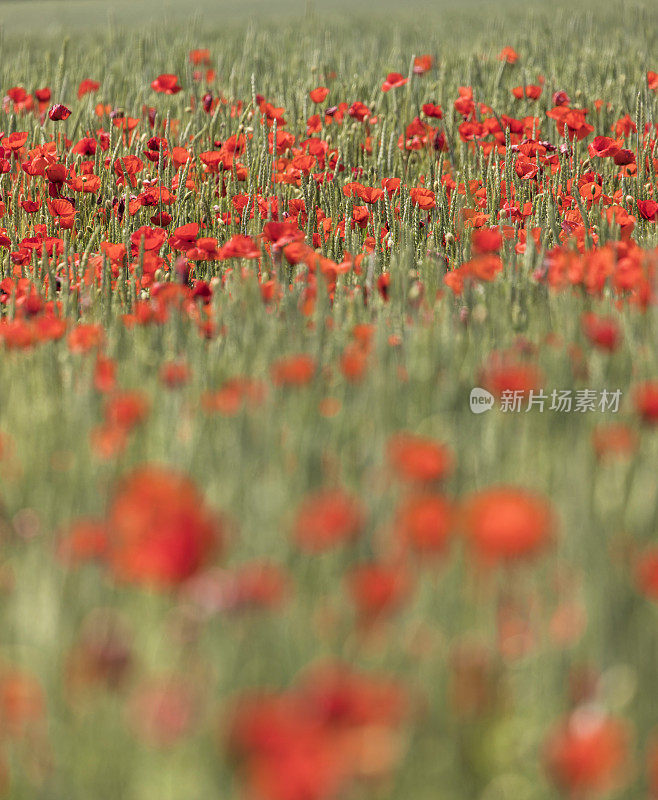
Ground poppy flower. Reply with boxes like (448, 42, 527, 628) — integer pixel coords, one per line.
(107, 465, 223, 587)
(0, 670, 45, 738)
(472, 228, 502, 254)
(271, 354, 316, 387)
(409, 187, 436, 210)
(634, 381, 658, 424)
(636, 547, 658, 599)
(479, 356, 542, 398)
(77, 79, 100, 99)
(93, 354, 116, 393)
(581, 312, 622, 352)
(588, 136, 620, 158)
(160, 361, 190, 388)
(511, 85, 542, 100)
(347, 101, 370, 122)
(293, 489, 365, 552)
(105, 391, 150, 432)
(150, 74, 182, 95)
(637, 199, 658, 221)
(48, 104, 71, 121)
(591, 424, 637, 461)
(649, 71, 658, 91)
(309, 87, 328, 104)
(553, 90, 570, 106)
(422, 103, 443, 119)
(2, 131, 28, 151)
(498, 46, 519, 63)
(544, 709, 631, 795)
(189, 48, 211, 66)
(461, 486, 555, 563)
(395, 493, 454, 553)
(613, 148, 635, 166)
(382, 72, 408, 92)
(347, 562, 410, 621)
(413, 55, 433, 75)
(387, 433, 453, 484)
(57, 518, 109, 564)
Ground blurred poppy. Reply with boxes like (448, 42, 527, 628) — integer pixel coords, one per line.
(382, 72, 408, 92)
(544, 709, 631, 795)
(498, 46, 519, 63)
(581, 312, 622, 352)
(461, 486, 555, 563)
(107, 465, 223, 587)
(413, 55, 433, 75)
(395, 493, 454, 554)
(634, 381, 658, 424)
(150, 74, 182, 95)
(293, 489, 365, 553)
(387, 433, 453, 484)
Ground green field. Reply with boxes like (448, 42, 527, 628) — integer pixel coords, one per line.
(0, 0, 656, 798)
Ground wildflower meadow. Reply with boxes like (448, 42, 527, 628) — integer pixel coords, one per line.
(0, 0, 657, 797)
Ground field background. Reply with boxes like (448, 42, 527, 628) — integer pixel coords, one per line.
(0, 0, 656, 799)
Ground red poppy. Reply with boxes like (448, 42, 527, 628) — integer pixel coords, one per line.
(77, 79, 100, 99)
(422, 103, 443, 119)
(189, 48, 211, 65)
(160, 361, 190, 388)
(413, 55, 433, 75)
(107, 465, 223, 587)
(637, 199, 658, 221)
(382, 72, 408, 92)
(94, 354, 117, 393)
(588, 136, 620, 158)
(409, 187, 436, 210)
(553, 90, 570, 106)
(511, 85, 541, 100)
(68, 323, 103, 353)
(498, 46, 519, 63)
(387, 433, 453, 483)
(649, 71, 658, 91)
(544, 709, 631, 795)
(591, 424, 637, 461)
(472, 228, 502, 254)
(395, 493, 454, 553)
(634, 381, 658, 424)
(636, 547, 658, 599)
(48, 104, 71, 121)
(461, 486, 555, 563)
(309, 87, 328, 104)
(581, 312, 622, 352)
(105, 391, 150, 432)
(478, 356, 542, 398)
(57, 518, 109, 564)
(271, 354, 316, 387)
(0, 670, 45, 738)
(150, 74, 182, 95)
(347, 562, 410, 621)
(2, 132, 28, 151)
(347, 101, 370, 122)
(293, 489, 365, 552)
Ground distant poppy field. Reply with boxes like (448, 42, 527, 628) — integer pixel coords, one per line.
(0, 0, 657, 797)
